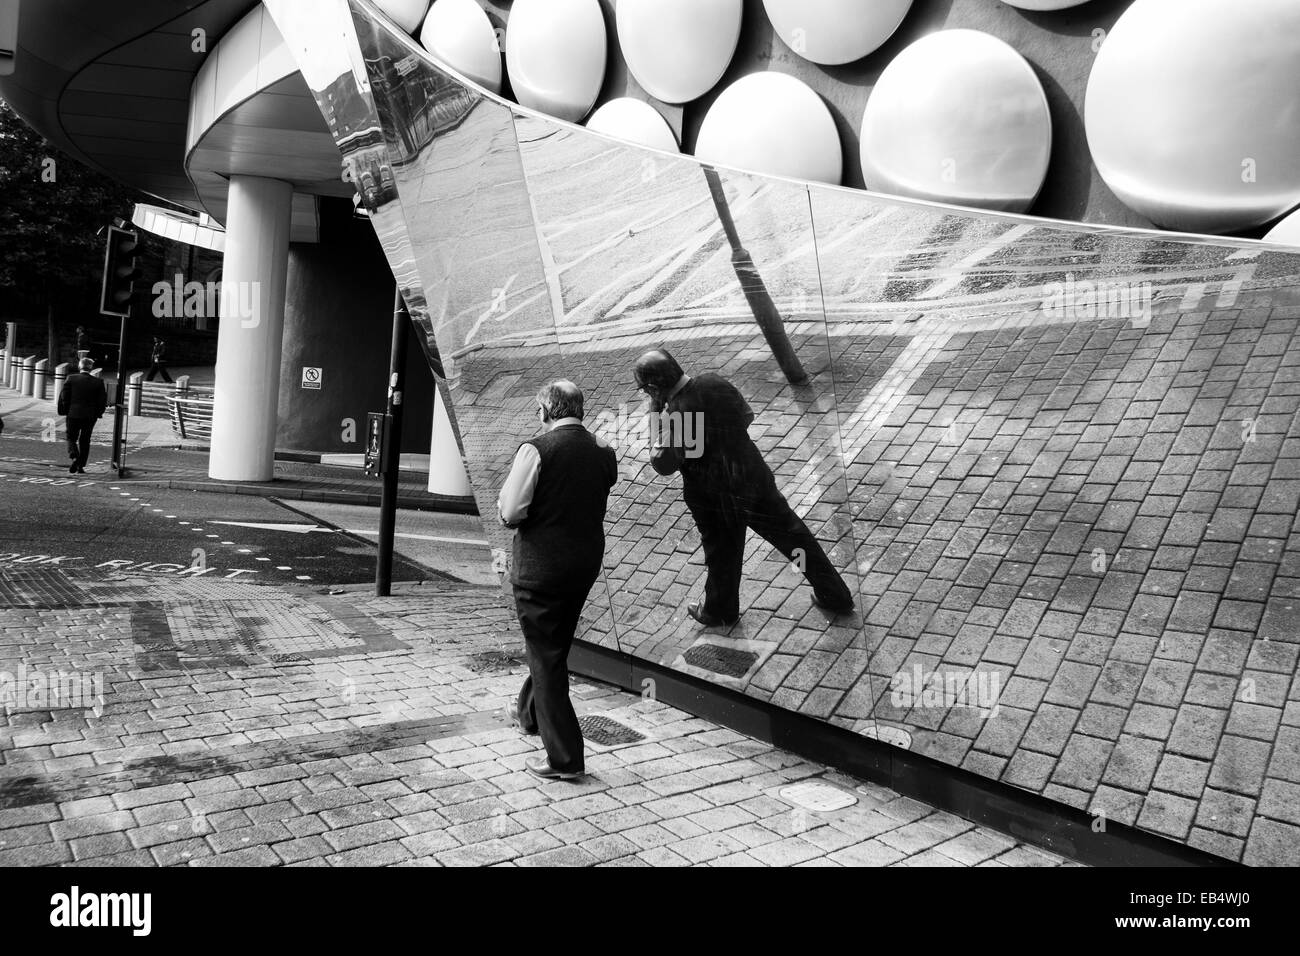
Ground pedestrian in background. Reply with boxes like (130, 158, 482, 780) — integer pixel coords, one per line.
(75, 326, 90, 361)
(498, 379, 617, 781)
(146, 336, 173, 383)
(57, 357, 108, 474)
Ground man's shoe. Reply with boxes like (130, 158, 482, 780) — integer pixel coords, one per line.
(68, 464, 77, 474)
(687, 602, 738, 628)
(502, 703, 538, 736)
(525, 756, 582, 781)
(812, 593, 855, 615)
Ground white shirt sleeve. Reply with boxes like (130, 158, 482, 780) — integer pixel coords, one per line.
(498, 443, 541, 527)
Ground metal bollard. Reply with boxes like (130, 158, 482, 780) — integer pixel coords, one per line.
(34, 359, 49, 400)
(128, 371, 144, 416)
(53, 362, 69, 399)
(20, 356, 36, 396)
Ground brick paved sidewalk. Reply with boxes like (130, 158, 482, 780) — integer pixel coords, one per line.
(0, 573, 1071, 867)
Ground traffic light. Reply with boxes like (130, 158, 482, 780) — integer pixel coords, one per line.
(100, 224, 141, 317)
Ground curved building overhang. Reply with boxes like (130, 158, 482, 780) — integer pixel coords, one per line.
(133, 202, 226, 253)
(184, 4, 351, 242)
(0, 0, 257, 208)
(2, 0, 357, 242)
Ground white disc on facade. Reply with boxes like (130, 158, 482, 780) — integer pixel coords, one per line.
(419, 0, 502, 93)
(374, 0, 430, 35)
(616, 0, 743, 104)
(587, 98, 679, 153)
(860, 29, 1051, 213)
(762, 0, 913, 65)
(695, 72, 842, 185)
(1000, 0, 1092, 10)
(1264, 208, 1300, 248)
(505, 0, 607, 123)
(1085, 0, 1300, 234)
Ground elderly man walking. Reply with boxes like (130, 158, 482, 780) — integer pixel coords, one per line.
(57, 357, 108, 474)
(498, 379, 618, 780)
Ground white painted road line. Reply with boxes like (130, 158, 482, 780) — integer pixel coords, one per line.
(211, 520, 334, 534)
(343, 529, 490, 547)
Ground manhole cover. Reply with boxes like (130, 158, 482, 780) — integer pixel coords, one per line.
(579, 714, 645, 746)
(684, 643, 757, 679)
(778, 781, 858, 813)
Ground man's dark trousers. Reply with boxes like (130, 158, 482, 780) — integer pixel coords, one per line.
(687, 478, 853, 622)
(513, 578, 595, 774)
(145, 363, 173, 383)
(660, 373, 853, 623)
(66, 417, 95, 471)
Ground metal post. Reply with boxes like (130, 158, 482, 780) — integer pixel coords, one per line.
(703, 166, 808, 386)
(110, 312, 129, 477)
(376, 286, 409, 596)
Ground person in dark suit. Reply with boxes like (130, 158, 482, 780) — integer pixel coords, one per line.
(146, 337, 173, 383)
(499, 379, 618, 781)
(634, 348, 855, 627)
(57, 358, 108, 474)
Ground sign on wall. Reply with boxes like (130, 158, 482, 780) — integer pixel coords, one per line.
(301, 366, 322, 390)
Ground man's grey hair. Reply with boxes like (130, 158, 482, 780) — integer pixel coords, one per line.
(78, 358, 94, 372)
(536, 379, 584, 420)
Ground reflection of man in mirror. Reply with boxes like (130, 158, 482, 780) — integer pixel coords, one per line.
(634, 348, 855, 628)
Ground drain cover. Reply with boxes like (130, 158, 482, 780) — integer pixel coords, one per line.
(778, 781, 858, 813)
(579, 714, 645, 746)
(684, 643, 757, 679)
(861, 724, 912, 749)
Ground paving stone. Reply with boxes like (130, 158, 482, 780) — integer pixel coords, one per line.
(1242, 817, 1300, 866)
(1135, 791, 1198, 840)
(515, 845, 600, 867)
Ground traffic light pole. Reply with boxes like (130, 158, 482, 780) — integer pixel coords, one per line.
(101, 222, 140, 478)
(375, 287, 409, 597)
(109, 311, 129, 478)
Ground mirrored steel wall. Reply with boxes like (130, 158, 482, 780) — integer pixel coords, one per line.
(268, 0, 1300, 865)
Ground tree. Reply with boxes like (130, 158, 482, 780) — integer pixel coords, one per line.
(0, 97, 153, 363)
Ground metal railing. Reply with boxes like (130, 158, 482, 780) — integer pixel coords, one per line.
(167, 394, 214, 443)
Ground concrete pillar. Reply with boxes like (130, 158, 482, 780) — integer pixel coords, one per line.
(428, 388, 472, 496)
(209, 175, 293, 481)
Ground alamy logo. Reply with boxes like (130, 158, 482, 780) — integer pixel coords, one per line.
(50, 887, 151, 937)
(0, 665, 104, 713)
(151, 274, 261, 327)
(889, 664, 1001, 718)
(1042, 273, 1153, 325)
(590, 401, 704, 458)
